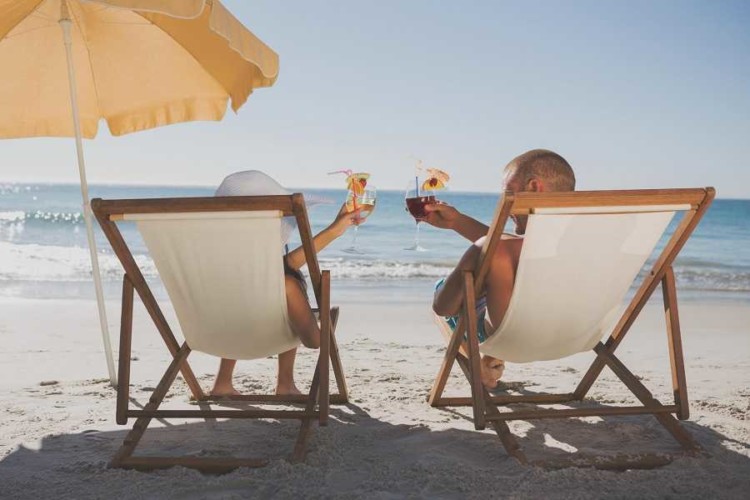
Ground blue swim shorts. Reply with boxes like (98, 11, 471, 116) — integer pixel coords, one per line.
(434, 277, 488, 343)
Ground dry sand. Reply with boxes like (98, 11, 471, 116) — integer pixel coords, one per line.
(0, 290, 748, 499)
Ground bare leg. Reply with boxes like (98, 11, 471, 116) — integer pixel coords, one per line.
(277, 348, 302, 395)
(285, 276, 321, 349)
(212, 276, 320, 396)
(433, 240, 505, 389)
(274, 276, 320, 393)
(211, 358, 240, 397)
(480, 355, 505, 389)
(455, 335, 505, 389)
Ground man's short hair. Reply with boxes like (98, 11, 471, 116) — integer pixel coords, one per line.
(506, 149, 576, 192)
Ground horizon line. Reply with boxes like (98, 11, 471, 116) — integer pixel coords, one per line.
(0, 179, 745, 201)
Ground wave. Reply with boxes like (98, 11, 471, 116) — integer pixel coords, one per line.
(0, 242, 155, 282)
(0, 241, 748, 293)
(318, 258, 454, 279)
(0, 210, 84, 225)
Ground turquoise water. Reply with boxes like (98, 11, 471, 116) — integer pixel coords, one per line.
(0, 183, 748, 300)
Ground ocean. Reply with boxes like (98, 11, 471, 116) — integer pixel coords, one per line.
(0, 183, 748, 301)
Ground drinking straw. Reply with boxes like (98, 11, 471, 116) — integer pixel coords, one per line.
(328, 169, 352, 176)
(415, 175, 419, 197)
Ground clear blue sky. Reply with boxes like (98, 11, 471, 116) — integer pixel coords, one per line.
(1, 0, 748, 197)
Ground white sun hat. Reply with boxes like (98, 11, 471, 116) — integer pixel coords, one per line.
(215, 170, 298, 245)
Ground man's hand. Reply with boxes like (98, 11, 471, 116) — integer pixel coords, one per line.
(423, 202, 460, 230)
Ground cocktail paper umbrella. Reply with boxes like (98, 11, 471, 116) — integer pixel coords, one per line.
(422, 168, 450, 191)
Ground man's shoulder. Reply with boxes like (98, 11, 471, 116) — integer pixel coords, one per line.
(491, 237, 523, 263)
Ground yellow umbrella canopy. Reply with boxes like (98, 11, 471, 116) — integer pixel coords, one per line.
(0, 0, 279, 385)
(0, 0, 279, 138)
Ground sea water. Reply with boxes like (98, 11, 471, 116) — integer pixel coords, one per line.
(0, 183, 748, 301)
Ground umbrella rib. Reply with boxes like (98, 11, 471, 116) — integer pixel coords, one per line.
(68, 5, 104, 122)
(5, 24, 57, 40)
(30, 11, 56, 22)
(85, 21, 151, 26)
(0, 0, 46, 40)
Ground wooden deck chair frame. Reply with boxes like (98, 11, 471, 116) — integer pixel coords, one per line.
(92, 194, 350, 473)
(427, 187, 715, 469)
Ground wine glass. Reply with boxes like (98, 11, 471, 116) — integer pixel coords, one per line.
(344, 185, 377, 254)
(404, 177, 436, 251)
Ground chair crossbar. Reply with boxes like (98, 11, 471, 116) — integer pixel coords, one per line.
(196, 393, 349, 405)
(485, 405, 679, 421)
(429, 394, 577, 407)
(127, 409, 319, 419)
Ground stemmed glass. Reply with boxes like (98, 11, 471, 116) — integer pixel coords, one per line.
(404, 177, 436, 251)
(344, 185, 377, 253)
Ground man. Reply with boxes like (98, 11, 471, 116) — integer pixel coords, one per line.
(424, 149, 576, 389)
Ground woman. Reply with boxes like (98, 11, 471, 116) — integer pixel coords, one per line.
(210, 170, 360, 396)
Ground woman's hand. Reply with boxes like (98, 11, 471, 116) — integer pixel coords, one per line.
(286, 203, 362, 269)
(329, 203, 362, 237)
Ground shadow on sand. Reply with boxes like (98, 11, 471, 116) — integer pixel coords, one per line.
(1, 392, 749, 499)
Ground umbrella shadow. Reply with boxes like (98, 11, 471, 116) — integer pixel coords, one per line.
(0, 401, 527, 498)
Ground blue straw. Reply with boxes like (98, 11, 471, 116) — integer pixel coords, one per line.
(415, 175, 419, 196)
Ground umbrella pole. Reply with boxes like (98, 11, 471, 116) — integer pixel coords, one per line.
(59, 3, 117, 387)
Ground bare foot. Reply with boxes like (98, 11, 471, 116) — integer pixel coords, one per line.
(209, 385, 241, 398)
(276, 382, 303, 396)
(480, 356, 505, 390)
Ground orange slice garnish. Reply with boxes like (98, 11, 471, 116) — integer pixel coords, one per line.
(346, 172, 370, 195)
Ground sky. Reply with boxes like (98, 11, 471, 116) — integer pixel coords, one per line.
(0, 0, 748, 197)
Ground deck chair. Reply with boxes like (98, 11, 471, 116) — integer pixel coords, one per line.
(428, 187, 715, 469)
(91, 194, 349, 473)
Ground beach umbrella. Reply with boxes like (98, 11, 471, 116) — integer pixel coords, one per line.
(0, 0, 279, 385)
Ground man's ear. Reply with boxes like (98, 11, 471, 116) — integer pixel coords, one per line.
(527, 178, 545, 192)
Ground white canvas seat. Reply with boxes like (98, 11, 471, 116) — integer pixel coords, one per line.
(128, 211, 299, 360)
(428, 188, 715, 469)
(92, 194, 349, 473)
(480, 205, 687, 362)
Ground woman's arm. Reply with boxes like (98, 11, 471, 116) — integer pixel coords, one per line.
(285, 204, 361, 270)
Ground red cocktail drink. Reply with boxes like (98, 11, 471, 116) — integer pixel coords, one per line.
(405, 195, 436, 221)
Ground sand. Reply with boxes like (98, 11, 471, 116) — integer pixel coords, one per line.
(0, 288, 749, 499)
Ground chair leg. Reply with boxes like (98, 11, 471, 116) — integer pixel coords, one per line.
(662, 266, 690, 420)
(454, 355, 527, 464)
(116, 275, 134, 425)
(318, 271, 331, 426)
(428, 317, 464, 406)
(462, 271, 486, 430)
(110, 343, 190, 468)
(113, 340, 323, 470)
(329, 307, 349, 403)
(594, 345, 701, 453)
(291, 362, 322, 463)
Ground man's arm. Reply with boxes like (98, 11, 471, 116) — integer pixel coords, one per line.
(433, 238, 518, 327)
(432, 239, 483, 316)
(423, 203, 489, 242)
